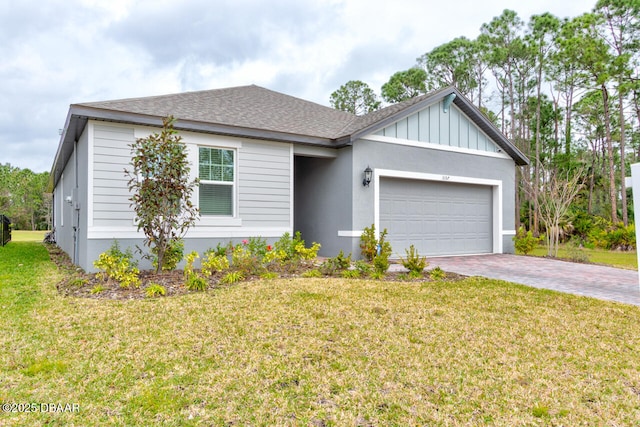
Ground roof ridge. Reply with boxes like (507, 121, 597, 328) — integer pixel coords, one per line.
(76, 84, 260, 107)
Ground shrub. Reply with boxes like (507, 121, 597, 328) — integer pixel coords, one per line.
(577, 215, 636, 251)
(566, 243, 589, 263)
(320, 250, 351, 275)
(186, 275, 208, 291)
(90, 284, 105, 294)
(604, 223, 636, 251)
(93, 241, 141, 288)
(210, 242, 230, 257)
(266, 231, 320, 273)
(260, 272, 279, 280)
(399, 244, 428, 278)
(220, 271, 245, 284)
(354, 260, 372, 276)
(245, 236, 269, 261)
(360, 224, 392, 262)
(371, 270, 385, 280)
(145, 283, 166, 297)
(152, 239, 183, 272)
(302, 269, 322, 278)
(271, 232, 321, 262)
(184, 251, 199, 279)
(69, 277, 89, 287)
(231, 243, 265, 276)
(513, 227, 539, 255)
(373, 253, 390, 275)
(202, 251, 230, 275)
(341, 269, 361, 279)
(429, 267, 446, 281)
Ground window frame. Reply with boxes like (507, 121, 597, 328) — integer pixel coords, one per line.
(197, 145, 238, 219)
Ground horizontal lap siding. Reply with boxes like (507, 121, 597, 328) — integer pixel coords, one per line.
(93, 124, 135, 227)
(238, 141, 291, 227)
(91, 123, 291, 230)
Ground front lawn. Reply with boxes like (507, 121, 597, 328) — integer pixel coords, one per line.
(1, 242, 640, 426)
(8, 230, 48, 242)
(530, 244, 638, 270)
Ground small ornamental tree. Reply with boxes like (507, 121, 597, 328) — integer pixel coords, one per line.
(126, 116, 199, 273)
(525, 167, 584, 257)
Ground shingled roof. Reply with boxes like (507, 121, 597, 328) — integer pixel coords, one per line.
(51, 84, 527, 187)
(78, 85, 356, 140)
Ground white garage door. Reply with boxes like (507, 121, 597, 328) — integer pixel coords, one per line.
(380, 178, 493, 256)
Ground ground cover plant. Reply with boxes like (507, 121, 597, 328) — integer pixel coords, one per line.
(58, 230, 451, 300)
(2, 240, 640, 425)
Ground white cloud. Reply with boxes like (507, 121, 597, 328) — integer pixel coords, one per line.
(0, 0, 596, 172)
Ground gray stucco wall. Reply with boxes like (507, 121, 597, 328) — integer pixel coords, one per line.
(294, 148, 354, 257)
(55, 159, 74, 257)
(54, 127, 90, 264)
(352, 138, 517, 255)
(295, 138, 518, 260)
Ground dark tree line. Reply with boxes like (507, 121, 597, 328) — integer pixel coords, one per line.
(0, 163, 51, 230)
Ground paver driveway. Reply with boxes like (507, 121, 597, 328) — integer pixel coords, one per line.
(422, 254, 640, 306)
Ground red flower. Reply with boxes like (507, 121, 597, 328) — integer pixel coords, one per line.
(267, 245, 272, 251)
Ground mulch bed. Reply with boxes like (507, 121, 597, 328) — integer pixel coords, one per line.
(46, 244, 466, 301)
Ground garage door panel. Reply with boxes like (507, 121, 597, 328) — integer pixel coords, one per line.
(380, 178, 492, 256)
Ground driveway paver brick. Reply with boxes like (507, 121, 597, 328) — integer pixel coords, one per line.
(393, 254, 640, 306)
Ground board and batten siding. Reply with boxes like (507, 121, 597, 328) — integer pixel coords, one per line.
(376, 102, 498, 153)
(237, 140, 291, 228)
(90, 122, 291, 231)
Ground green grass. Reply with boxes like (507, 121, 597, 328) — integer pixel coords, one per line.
(530, 244, 638, 269)
(9, 230, 48, 242)
(2, 242, 640, 425)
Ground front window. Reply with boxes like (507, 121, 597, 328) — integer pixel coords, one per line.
(199, 147, 235, 216)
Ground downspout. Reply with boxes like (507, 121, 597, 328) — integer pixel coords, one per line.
(73, 139, 79, 265)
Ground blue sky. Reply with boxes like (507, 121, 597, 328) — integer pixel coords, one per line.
(1, 0, 595, 173)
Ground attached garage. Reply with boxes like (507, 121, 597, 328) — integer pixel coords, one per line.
(375, 171, 502, 257)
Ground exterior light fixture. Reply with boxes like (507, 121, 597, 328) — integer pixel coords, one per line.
(363, 166, 372, 187)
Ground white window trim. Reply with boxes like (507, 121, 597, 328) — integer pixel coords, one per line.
(191, 141, 242, 227)
(373, 168, 504, 254)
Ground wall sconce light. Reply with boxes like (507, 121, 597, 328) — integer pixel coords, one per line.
(363, 166, 372, 187)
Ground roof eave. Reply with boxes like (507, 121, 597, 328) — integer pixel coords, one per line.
(452, 97, 529, 166)
(49, 108, 88, 191)
(50, 105, 341, 189)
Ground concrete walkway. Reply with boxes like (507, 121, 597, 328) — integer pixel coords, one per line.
(396, 254, 640, 306)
